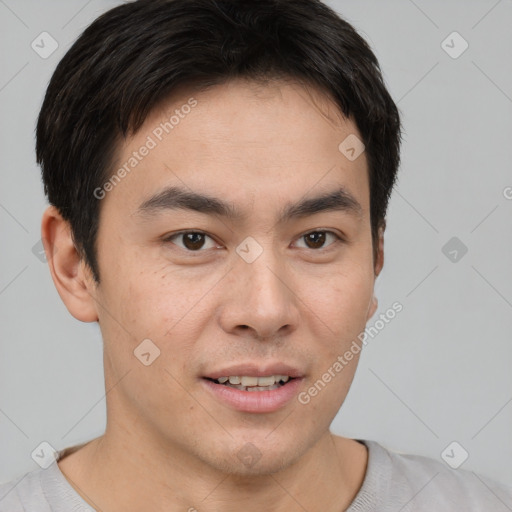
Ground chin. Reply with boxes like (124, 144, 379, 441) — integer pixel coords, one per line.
(196, 437, 308, 477)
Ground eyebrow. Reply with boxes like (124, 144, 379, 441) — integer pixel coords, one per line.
(135, 185, 363, 224)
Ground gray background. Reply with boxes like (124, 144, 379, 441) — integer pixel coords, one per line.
(1, 0, 511, 491)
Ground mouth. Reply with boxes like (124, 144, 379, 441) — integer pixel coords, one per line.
(204, 374, 294, 392)
(201, 372, 303, 413)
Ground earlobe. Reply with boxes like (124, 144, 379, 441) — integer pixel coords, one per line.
(41, 206, 99, 322)
(366, 295, 378, 321)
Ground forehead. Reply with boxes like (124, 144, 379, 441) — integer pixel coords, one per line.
(104, 79, 370, 221)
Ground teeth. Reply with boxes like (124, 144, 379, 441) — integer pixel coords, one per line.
(256, 376, 276, 386)
(217, 375, 291, 386)
(247, 385, 280, 392)
(227, 383, 281, 392)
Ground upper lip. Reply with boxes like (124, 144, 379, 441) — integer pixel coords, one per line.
(203, 363, 304, 380)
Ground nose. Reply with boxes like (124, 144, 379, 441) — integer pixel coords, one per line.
(217, 245, 300, 341)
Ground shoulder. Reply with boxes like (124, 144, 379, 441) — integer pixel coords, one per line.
(351, 439, 512, 512)
(0, 466, 49, 512)
(0, 446, 94, 512)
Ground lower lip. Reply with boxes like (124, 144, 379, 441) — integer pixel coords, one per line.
(201, 378, 303, 413)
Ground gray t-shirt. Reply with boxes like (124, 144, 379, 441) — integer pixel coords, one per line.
(1, 439, 511, 511)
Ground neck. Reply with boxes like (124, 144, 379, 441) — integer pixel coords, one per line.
(58, 423, 367, 512)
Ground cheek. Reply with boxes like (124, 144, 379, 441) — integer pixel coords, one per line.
(305, 264, 373, 341)
(102, 265, 219, 365)
(304, 262, 372, 407)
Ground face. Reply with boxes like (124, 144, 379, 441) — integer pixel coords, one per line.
(87, 79, 381, 475)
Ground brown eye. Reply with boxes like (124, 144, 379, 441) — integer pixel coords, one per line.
(165, 231, 217, 252)
(304, 232, 326, 249)
(296, 230, 341, 250)
(181, 232, 206, 250)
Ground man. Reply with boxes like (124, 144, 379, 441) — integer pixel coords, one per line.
(1, 0, 510, 510)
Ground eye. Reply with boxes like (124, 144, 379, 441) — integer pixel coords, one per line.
(163, 229, 344, 253)
(294, 230, 343, 250)
(163, 231, 218, 251)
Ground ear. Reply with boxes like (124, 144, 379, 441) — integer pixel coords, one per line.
(373, 222, 385, 278)
(41, 206, 99, 322)
(366, 295, 378, 322)
(366, 223, 385, 321)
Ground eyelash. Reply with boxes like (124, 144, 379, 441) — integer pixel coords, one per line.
(162, 229, 344, 253)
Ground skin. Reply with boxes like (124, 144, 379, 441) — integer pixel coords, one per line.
(42, 78, 384, 512)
